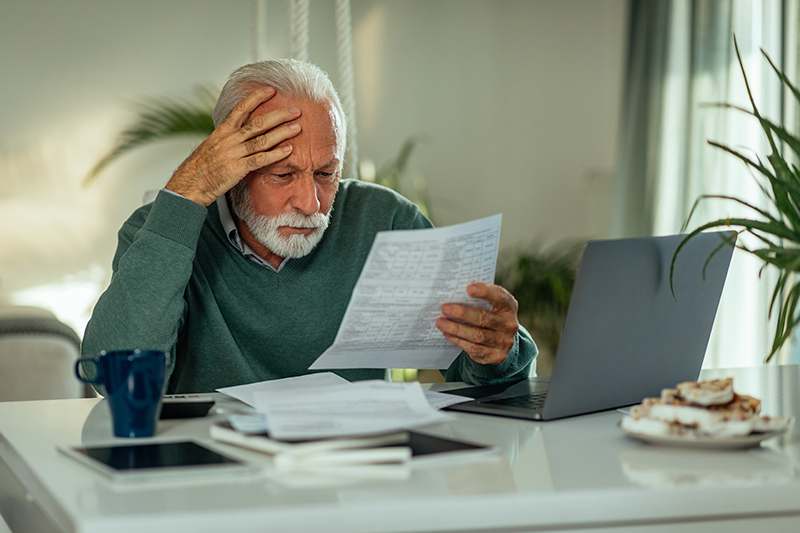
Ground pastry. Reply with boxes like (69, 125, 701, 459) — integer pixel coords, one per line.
(622, 378, 790, 440)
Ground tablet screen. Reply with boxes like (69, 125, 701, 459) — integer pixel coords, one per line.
(73, 441, 241, 471)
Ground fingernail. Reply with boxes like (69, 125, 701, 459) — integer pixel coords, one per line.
(468, 285, 479, 296)
(289, 124, 301, 131)
(290, 107, 301, 114)
(442, 304, 454, 316)
(264, 86, 275, 94)
(282, 145, 293, 153)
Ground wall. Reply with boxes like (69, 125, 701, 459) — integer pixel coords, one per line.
(0, 0, 628, 334)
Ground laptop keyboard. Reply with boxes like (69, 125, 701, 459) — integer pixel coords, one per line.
(485, 392, 548, 410)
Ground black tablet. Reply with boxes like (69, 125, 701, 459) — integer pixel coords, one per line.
(59, 440, 256, 481)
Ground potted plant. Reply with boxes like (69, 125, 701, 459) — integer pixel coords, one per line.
(496, 240, 584, 375)
(674, 39, 800, 362)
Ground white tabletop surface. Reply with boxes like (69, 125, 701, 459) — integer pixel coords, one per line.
(2, 365, 800, 533)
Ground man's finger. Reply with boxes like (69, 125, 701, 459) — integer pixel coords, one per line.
(468, 283, 519, 314)
(441, 303, 509, 331)
(244, 143, 294, 171)
(243, 122, 301, 156)
(440, 331, 506, 365)
(436, 316, 514, 351)
(239, 106, 302, 140)
(222, 86, 277, 131)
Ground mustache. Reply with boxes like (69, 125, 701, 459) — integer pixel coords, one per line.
(268, 211, 330, 229)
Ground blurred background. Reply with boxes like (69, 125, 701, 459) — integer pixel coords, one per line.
(1, 0, 798, 370)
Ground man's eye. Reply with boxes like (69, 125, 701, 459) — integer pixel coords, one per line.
(316, 172, 334, 180)
(274, 173, 293, 179)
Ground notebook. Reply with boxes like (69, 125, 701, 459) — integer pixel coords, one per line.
(210, 421, 498, 467)
(442, 232, 736, 421)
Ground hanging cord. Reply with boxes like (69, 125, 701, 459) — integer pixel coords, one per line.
(335, 0, 358, 180)
(251, 0, 268, 62)
(290, 0, 310, 62)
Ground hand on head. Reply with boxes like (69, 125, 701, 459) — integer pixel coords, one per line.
(165, 87, 302, 207)
(436, 283, 520, 365)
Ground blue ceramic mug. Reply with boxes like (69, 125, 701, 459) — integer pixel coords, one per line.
(75, 349, 168, 438)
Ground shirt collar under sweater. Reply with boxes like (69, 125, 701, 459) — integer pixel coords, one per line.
(215, 195, 290, 273)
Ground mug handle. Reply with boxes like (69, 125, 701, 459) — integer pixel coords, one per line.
(74, 357, 103, 385)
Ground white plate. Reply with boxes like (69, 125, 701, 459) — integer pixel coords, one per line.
(620, 425, 788, 450)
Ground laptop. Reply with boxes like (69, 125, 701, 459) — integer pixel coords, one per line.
(442, 232, 735, 421)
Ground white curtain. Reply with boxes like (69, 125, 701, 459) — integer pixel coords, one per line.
(614, 0, 797, 367)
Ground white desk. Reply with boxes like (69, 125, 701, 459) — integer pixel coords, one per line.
(2, 365, 800, 533)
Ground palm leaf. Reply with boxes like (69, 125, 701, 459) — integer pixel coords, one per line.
(372, 137, 420, 190)
(707, 141, 776, 182)
(673, 37, 800, 362)
(496, 240, 584, 356)
(83, 85, 217, 186)
(763, 47, 800, 106)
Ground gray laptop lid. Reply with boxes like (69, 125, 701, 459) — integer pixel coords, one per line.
(540, 231, 734, 420)
(444, 232, 734, 421)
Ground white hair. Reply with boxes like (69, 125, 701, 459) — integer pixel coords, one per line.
(213, 59, 347, 162)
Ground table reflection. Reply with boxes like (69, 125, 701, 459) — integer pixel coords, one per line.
(619, 445, 795, 488)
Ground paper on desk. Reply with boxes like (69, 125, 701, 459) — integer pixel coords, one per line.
(310, 214, 502, 371)
(217, 372, 349, 407)
(218, 373, 465, 421)
(223, 391, 467, 434)
(423, 389, 474, 410)
(251, 380, 451, 440)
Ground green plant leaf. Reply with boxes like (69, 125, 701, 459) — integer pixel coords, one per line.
(496, 239, 584, 356)
(675, 36, 800, 362)
(83, 85, 218, 186)
(762, 47, 800, 106)
(366, 136, 434, 222)
(707, 141, 776, 182)
(683, 194, 793, 241)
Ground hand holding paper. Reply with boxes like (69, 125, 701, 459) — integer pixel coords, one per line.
(437, 282, 520, 365)
(310, 214, 503, 371)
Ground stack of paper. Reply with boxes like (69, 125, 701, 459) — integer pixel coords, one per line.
(210, 422, 412, 470)
(215, 373, 485, 470)
(218, 373, 470, 413)
(210, 421, 497, 473)
(221, 374, 450, 441)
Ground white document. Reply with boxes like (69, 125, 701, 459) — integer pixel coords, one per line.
(310, 214, 502, 370)
(217, 372, 349, 407)
(251, 380, 451, 440)
(423, 390, 474, 410)
(218, 373, 469, 413)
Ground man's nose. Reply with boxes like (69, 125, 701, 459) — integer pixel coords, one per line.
(290, 173, 321, 215)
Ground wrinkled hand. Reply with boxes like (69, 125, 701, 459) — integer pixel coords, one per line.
(166, 87, 302, 206)
(436, 283, 520, 365)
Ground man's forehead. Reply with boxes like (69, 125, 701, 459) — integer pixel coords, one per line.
(247, 90, 342, 166)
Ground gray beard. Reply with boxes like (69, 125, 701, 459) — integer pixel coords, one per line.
(228, 182, 330, 259)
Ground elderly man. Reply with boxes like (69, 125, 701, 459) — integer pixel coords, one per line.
(82, 59, 537, 393)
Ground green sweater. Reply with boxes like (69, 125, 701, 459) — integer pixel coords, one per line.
(82, 180, 536, 393)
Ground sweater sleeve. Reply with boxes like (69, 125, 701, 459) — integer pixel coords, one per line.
(444, 325, 538, 385)
(81, 191, 208, 382)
